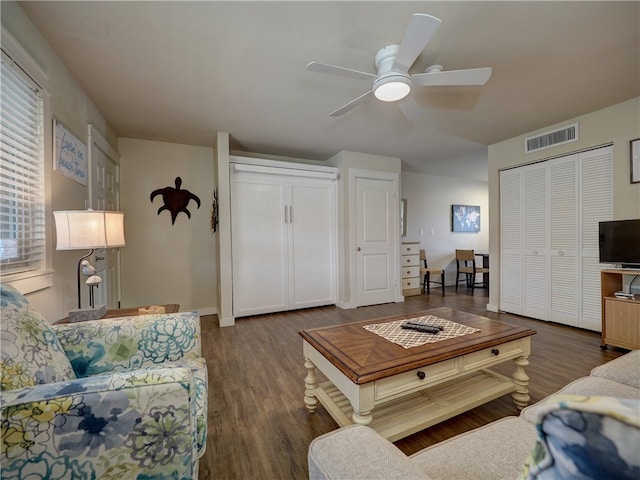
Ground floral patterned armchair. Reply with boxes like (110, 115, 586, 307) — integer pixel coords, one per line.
(1, 284, 207, 479)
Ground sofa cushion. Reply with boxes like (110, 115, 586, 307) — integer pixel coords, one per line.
(308, 424, 431, 480)
(520, 376, 640, 423)
(410, 417, 537, 480)
(590, 350, 640, 388)
(520, 395, 640, 480)
(0, 284, 75, 390)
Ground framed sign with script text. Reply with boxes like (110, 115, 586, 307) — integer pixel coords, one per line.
(53, 119, 88, 186)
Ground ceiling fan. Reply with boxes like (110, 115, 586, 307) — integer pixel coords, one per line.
(307, 13, 492, 119)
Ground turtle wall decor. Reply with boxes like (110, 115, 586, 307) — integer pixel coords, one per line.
(150, 176, 201, 225)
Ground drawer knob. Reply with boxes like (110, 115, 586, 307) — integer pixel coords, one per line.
(491, 348, 500, 356)
(416, 371, 426, 380)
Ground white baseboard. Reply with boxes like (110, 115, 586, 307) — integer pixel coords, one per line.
(486, 303, 500, 313)
(218, 316, 235, 327)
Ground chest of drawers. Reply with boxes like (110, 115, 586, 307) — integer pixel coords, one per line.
(401, 242, 421, 296)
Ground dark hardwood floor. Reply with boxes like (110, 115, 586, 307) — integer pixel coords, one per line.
(198, 287, 626, 479)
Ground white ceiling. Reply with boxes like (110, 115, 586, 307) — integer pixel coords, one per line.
(17, 1, 640, 181)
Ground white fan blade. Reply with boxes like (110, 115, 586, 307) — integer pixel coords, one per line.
(307, 61, 376, 81)
(330, 90, 374, 116)
(392, 14, 442, 72)
(398, 96, 423, 121)
(413, 67, 493, 86)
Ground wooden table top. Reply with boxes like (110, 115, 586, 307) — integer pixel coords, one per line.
(57, 304, 180, 324)
(299, 307, 536, 384)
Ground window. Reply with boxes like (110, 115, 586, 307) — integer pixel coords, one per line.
(0, 49, 46, 276)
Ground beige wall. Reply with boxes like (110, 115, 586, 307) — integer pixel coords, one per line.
(2, 2, 118, 321)
(488, 97, 640, 311)
(401, 172, 489, 285)
(118, 138, 217, 314)
(326, 151, 402, 307)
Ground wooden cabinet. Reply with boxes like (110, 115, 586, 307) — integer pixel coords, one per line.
(401, 242, 421, 296)
(601, 269, 640, 350)
(230, 160, 338, 317)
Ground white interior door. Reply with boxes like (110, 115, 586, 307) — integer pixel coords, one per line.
(231, 171, 288, 316)
(354, 172, 398, 307)
(289, 179, 337, 307)
(88, 125, 121, 309)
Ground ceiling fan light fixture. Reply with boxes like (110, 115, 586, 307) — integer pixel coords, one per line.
(373, 75, 411, 102)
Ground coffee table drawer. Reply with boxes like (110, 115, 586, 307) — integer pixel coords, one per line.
(375, 358, 458, 401)
(462, 340, 525, 371)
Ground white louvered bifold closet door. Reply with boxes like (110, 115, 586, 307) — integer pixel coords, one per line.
(579, 146, 613, 331)
(549, 154, 579, 327)
(522, 163, 549, 320)
(500, 169, 523, 315)
(499, 145, 612, 331)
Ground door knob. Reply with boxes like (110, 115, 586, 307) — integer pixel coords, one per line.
(357, 246, 361, 251)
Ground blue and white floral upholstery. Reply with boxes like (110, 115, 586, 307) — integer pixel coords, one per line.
(0, 284, 75, 389)
(1, 284, 208, 479)
(520, 394, 640, 480)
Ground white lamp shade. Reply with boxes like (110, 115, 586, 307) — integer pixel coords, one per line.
(54, 210, 125, 250)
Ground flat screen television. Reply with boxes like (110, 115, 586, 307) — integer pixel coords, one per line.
(598, 219, 640, 267)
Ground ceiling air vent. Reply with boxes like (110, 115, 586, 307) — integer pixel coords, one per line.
(525, 123, 578, 153)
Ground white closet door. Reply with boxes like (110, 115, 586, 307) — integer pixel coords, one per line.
(580, 146, 613, 331)
(500, 145, 613, 330)
(500, 169, 523, 315)
(549, 155, 579, 327)
(231, 173, 288, 316)
(289, 179, 337, 308)
(522, 163, 549, 320)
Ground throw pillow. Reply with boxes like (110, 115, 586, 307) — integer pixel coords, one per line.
(1, 284, 76, 390)
(520, 394, 640, 480)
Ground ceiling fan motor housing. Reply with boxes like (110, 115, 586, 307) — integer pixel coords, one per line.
(375, 45, 402, 73)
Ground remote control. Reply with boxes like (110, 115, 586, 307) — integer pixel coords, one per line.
(405, 321, 444, 331)
(401, 323, 441, 334)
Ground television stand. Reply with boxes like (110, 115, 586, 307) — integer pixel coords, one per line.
(600, 269, 640, 350)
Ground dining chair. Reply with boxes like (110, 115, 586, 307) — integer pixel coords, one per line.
(455, 249, 489, 292)
(420, 249, 445, 296)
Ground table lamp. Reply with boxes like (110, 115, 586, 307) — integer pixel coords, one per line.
(53, 209, 125, 321)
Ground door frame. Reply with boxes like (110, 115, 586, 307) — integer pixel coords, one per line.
(88, 124, 122, 309)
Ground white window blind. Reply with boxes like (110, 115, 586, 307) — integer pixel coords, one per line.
(0, 51, 45, 275)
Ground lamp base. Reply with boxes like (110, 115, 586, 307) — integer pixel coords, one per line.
(68, 304, 107, 323)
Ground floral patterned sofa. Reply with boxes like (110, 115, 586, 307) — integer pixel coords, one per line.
(0, 283, 207, 479)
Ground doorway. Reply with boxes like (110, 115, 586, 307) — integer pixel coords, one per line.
(88, 125, 122, 309)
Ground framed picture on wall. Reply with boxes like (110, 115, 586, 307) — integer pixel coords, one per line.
(452, 204, 481, 232)
(631, 138, 640, 184)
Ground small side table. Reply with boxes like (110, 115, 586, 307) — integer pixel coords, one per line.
(56, 304, 180, 325)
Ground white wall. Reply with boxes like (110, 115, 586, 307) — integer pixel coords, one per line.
(401, 172, 489, 284)
(488, 97, 640, 311)
(118, 138, 217, 315)
(2, 2, 118, 321)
